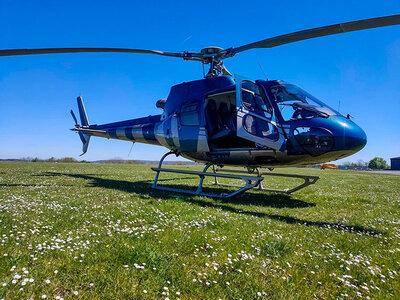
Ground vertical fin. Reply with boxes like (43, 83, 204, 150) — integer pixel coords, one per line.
(79, 133, 91, 156)
(72, 96, 91, 155)
(77, 96, 89, 126)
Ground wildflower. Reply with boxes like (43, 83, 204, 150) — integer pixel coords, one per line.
(54, 270, 58, 275)
(41, 295, 47, 299)
(73, 291, 78, 296)
(143, 290, 147, 294)
(45, 279, 51, 284)
(106, 244, 110, 248)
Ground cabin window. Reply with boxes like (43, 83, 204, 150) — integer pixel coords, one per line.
(180, 101, 200, 126)
(243, 114, 279, 141)
(241, 81, 272, 116)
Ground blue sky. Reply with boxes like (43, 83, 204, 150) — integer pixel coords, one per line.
(0, 0, 399, 163)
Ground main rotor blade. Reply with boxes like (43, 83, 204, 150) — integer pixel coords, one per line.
(0, 47, 202, 60)
(231, 15, 400, 54)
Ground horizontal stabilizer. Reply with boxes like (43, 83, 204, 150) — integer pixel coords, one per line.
(72, 128, 107, 134)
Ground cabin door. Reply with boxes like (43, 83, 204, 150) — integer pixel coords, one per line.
(178, 100, 209, 152)
(235, 74, 285, 151)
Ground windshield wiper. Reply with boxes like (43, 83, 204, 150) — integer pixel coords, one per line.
(281, 102, 329, 118)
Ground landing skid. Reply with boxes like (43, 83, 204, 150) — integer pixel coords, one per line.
(151, 152, 263, 198)
(151, 152, 319, 198)
(211, 166, 319, 194)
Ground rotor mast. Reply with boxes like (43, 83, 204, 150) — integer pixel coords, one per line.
(199, 47, 233, 78)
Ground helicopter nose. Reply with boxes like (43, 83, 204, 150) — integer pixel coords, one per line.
(335, 117, 367, 152)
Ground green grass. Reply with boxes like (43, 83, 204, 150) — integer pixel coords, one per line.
(0, 162, 399, 299)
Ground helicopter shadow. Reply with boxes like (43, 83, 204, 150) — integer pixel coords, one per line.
(34, 171, 313, 209)
(33, 171, 381, 237)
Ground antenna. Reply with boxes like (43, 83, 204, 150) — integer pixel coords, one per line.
(257, 62, 268, 80)
(128, 142, 135, 157)
(338, 99, 341, 113)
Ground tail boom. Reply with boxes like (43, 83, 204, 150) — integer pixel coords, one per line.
(71, 96, 162, 156)
(81, 116, 162, 146)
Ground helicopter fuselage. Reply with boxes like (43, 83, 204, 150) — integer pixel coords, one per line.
(78, 75, 366, 167)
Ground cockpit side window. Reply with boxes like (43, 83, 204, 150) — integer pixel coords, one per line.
(241, 81, 272, 117)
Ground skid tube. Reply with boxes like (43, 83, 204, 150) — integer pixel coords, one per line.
(151, 152, 264, 198)
(211, 166, 319, 194)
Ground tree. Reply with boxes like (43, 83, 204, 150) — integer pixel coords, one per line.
(356, 159, 367, 168)
(368, 157, 389, 170)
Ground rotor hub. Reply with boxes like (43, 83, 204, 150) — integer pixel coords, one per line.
(199, 47, 230, 78)
(200, 46, 224, 58)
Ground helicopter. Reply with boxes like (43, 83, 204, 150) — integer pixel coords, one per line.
(2, 15, 399, 198)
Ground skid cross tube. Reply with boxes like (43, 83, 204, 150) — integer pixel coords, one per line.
(212, 167, 319, 194)
(151, 154, 263, 198)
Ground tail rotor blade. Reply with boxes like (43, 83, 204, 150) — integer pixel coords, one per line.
(70, 109, 79, 126)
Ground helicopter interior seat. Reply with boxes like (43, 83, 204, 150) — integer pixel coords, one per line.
(204, 99, 220, 139)
(218, 102, 236, 132)
(211, 102, 236, 140)
(206, 100, 235, 141)
(205, 97, 255, 149)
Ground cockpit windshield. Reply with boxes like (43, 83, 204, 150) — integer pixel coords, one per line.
(270, 84, 339, 121)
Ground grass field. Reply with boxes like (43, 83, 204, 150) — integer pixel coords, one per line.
(0, 162, 399, 299)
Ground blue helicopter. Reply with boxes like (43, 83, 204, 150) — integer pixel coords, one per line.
(2, 15, 399, 198)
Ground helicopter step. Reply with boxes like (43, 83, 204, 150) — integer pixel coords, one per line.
(151, 152, 263, 198)
(211, 166, 319, 194)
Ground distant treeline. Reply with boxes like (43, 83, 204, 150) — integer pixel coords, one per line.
(31, 157, 88, 163)
(0, 157, 194, 165)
